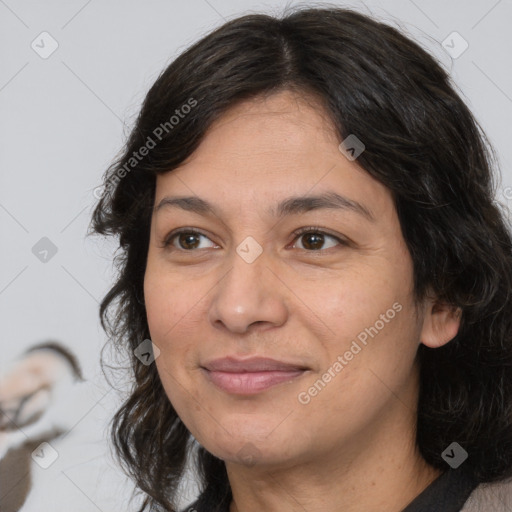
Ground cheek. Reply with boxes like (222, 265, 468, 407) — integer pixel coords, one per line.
(144, 266, 202, 376)
(309, 261, 419, 390)
(317, 269, 402, 338)
(145, 280, 198, 419)
(144, 263, 193, 340)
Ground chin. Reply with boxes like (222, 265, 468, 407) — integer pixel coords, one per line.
(190, 419, 303, 467)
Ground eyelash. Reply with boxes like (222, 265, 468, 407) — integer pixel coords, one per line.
(161, 226, 348, 253)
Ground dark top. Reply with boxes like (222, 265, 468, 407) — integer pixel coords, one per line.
(181, 466, 479, 512)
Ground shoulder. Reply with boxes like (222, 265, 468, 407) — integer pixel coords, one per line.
(461, 478, 512, 511)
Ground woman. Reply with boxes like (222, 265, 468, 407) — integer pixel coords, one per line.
(89, 6, 512, 512)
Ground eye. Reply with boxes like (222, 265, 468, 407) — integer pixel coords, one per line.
(161, 226, 347, 253)
(291, 227, 347, 251)
(162, 228, 218, 251)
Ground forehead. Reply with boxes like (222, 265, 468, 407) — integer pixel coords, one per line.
(190, 90, 341, 162)
(154, 90, 393, 220)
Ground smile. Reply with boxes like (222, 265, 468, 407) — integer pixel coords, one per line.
(200, 368, 307, 395)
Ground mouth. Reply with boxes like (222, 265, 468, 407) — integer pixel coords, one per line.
(200, 356, 309, 395)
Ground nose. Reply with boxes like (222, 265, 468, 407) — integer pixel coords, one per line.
(208, 245, 289, 334)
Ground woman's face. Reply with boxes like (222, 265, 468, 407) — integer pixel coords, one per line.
(144, 90, 450, 469)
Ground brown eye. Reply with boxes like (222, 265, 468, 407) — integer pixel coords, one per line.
(293, 229, 344, 251)
(177, 233, 201, 250)
(163, 229, 217, 251)
(300, 232, 326, 250)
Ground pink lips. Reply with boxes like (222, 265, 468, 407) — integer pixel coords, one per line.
(201, 357, 308, 395)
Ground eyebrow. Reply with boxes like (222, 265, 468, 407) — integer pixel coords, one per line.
(154, 191, 375, 222)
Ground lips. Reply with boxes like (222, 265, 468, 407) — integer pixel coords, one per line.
(202, 356, 308, 373)
(201, 357, 309, 395)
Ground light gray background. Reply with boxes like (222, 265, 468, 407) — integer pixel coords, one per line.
(1, 0, 511, 510)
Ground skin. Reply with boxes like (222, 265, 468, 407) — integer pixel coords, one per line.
(143, 89, 461, 512)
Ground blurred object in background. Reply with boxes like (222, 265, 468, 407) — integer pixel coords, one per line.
(0, 341, 84, 461)
(0, 341, 141, 512)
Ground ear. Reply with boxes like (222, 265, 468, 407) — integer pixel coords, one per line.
(420, 294, 462, 349)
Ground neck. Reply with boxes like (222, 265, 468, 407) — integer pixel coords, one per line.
(228, 451, 439, 512)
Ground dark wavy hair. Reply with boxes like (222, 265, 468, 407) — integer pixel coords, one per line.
(88, 5, 512, 511)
